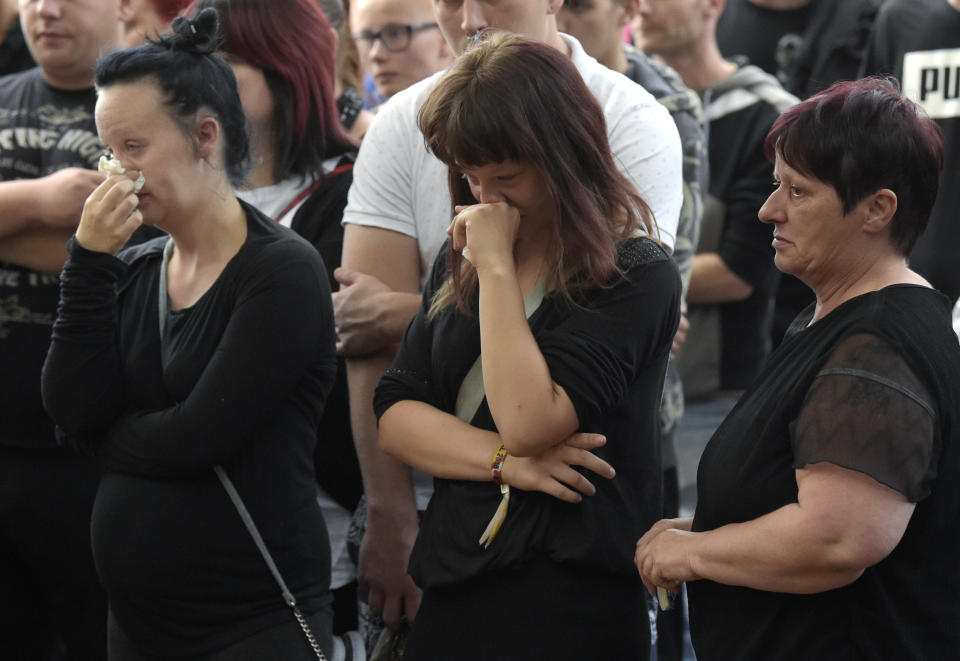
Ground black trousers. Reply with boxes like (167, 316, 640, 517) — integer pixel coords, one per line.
(405, 559, 650, 661)
(107, 608, 333, 661)
(0, 447, 107, 661)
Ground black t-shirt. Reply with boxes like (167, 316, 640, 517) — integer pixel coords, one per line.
(716, 0, 880, 99)
(42, 203, 337, 656)
(860, 0, 960, 306)
(678, 65, 789, 396)
(374, 238, 681, 589)
(690, 285, 960, 660)
(0, 68, 104, 449)
(716, 0, 812, 87)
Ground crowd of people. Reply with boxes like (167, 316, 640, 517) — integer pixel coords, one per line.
(1, 0, 958, 660)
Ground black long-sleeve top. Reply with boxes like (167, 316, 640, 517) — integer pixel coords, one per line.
(374, 237, 682, 589)
(41, 202, 337, 657)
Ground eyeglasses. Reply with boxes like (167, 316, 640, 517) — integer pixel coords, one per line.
(562, 0, 595, 9)
(353, 22, 440, 53)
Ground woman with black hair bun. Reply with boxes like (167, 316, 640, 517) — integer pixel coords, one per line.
(41, 9, 337, 659)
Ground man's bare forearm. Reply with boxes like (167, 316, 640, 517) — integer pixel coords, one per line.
(687, 252, 753, 304)
(0, 179, 45, 240)
(347, 347, 418, 516)
(0, 227, 73, 273)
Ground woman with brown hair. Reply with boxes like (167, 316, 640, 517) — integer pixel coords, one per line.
(374, 32, 681, 661)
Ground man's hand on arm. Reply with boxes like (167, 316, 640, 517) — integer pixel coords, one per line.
(359, 479, 423, 628)
(350, 350, 424, 627)
(332, 267, 421, 357)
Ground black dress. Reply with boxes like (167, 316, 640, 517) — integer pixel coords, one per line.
(690, 285, 960, 660)
(374, 237, 681, 660)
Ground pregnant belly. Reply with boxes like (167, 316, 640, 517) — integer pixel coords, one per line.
(91, 472, 254, 597)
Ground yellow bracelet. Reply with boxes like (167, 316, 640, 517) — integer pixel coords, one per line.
(479, 444, 510, 549)
(490, 444, 508, 484)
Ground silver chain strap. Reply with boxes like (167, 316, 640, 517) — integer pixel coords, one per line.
(292, 604, 327, 660)
(214, 465, 329, 661)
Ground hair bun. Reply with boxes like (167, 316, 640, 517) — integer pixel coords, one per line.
(162, 8, 219, 55)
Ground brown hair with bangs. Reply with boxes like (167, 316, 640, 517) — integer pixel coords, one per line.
(418, 32, 656, 317)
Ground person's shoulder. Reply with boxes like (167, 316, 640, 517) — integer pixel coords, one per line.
(243, 199, 305, 245)
(564, 33, 659, 110)
(370, 70, 445, 128)
(0, 66, 42, 94)
(116, 233, 167, 266)
(587, 238, 679, 309)
(617, 236, 672, 270)
(623, 45, 704, 123)
(928, 0, 960, 24)
(710, 62, 799, 116)
(354, 71, 445, 171)
(875, 0, 936, 28)
(833, 285, 953, 341)
(822, 0, 882, 24)
(622, 46, 677, 97)
(877, 285, 954, 320)
(844, 286, 960, 378)
(291, 161, 354, 238)
(250, 202, 327, 267)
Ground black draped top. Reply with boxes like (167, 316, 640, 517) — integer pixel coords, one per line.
(690, 285, 960, 660)
(375, 237, 681, 589)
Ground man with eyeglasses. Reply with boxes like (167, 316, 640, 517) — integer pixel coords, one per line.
(334, 0, 682, 648)
(351, 0, 454, 100)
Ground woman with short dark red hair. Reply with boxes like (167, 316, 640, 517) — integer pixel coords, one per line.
(636, 77, 960, 661)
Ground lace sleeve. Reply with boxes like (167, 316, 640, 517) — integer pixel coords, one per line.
(791, 333, 937, 502)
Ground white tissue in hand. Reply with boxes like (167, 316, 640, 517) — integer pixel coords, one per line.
(98, 155, 145, 193)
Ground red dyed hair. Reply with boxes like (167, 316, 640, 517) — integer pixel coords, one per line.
(196, 0, 355, 180)
(765, 77, 944, 256)
(148, 0, 195, 22)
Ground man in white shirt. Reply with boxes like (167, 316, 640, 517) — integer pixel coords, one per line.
(334, 0, 682, 633)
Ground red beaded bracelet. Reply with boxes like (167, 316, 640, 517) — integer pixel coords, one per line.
(491, 444, 508, 484)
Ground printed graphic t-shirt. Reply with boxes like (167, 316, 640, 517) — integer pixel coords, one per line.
(0, 68, 105, 449)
